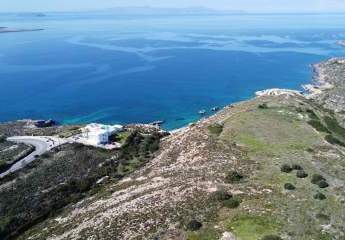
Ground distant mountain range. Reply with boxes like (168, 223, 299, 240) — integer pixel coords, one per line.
(0, 7, 246, 17)
(92, 6, 246, 15)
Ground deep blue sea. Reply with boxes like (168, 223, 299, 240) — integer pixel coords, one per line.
(1, 13, 345, 130)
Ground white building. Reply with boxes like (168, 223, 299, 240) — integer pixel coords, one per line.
(82, 123, 123, 145)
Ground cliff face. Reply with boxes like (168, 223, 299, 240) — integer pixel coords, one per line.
(19, 88, 345, 239)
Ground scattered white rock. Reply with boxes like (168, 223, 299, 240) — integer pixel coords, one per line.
(220, 231, 236, 240)
(96, 176, 109, 184)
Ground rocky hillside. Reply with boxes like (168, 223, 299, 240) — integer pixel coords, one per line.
(2, 59, 345, 240)
(309, 58, 345, 115)
(19, 66, 345, 239)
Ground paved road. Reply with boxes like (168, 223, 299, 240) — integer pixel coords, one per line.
(0, 136, 66, 178)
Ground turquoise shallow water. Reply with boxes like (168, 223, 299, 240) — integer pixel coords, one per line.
(1, 14, 345, 130)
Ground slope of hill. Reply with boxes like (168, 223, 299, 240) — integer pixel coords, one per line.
(17, 58, 345, 239)
(1, 58, 345, 240)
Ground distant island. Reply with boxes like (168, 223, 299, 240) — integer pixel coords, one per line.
(80, 6, 246, 16)
(0, 27, 44, 34)
(16, 12, 46, 17)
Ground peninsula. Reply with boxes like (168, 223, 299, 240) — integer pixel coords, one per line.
(0, 27, 44, 34)
(1, 53, 345, 240)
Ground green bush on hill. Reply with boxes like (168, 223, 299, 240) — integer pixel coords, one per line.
(258, 103, 269, 109)
(307, 120, 331, 133)
(211, 190, 232, 201)
(306, 109, 320, 120)
(314, 192, 327, 200)
(292, 164, 303, 170)
(225, 171, 244, 183)
(284, 183, 296, 190)
(223, 198, 241, 209)
(317, 180, 329, 189)
(207, 123, 223, 135)
(324, 116, 345, 139)
(296, 170, 308, 178)
(325, 135, 345, 147)
(311, 174, 326, 184)
(280, 164, 292, 173)
(186, 220, 203, 231)
(261, 235, 282, 240)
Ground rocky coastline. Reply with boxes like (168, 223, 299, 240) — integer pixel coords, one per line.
(303, 57, 345, 115)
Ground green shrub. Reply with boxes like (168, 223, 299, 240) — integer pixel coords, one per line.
(325, 135, 345, 147)
(296, 170, 308, 178)
(311, 174, 326, 184)
(280, 164, 292, 173)
(324, 116, 345, 139)
(258, 103, 269, 109)
(292, 164, 303, 170)
(0, 135, 5, 143)
(261, 235, 282, 240)
(307, 120, 330, 133)
(296, 107, 304, 113)
(211, 190, 232, 201)
(284, 183, 296, 190)
(317, 180, 329, 189)
(306, 147, 314, 153)
(207, 123, 223, 135)
(41, 152, 50, 159)
(314, 192, 326, 200)
(223, 198, 241, 209)
(315, 213, 330, 221)
(306, 109, 320, 120)
(225, 171, 244, 183)
(186, 220, 203, 231)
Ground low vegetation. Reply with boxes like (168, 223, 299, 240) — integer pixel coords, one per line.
(211, 189, 232, 201)
(261, 235, 282, 240)
(325, 134, 345, 147)
(311, 174, 326, 184)
(323, 116, 345, 140)
(0, 128, 164, 239)
(207, 123, 223, 136)
(314, 192, 327, 200)
(186, 220, 203, 231)
(307, 120, 331, 133)
(291, 164, 303, 170)
(0, 141, 34, 173)
(223, 198, 241, 209)
(317, 180, 329, 188)
(227, 215, 281, 240)
(258, 103, 269, 109)
(296, 170, 308, 178)
(280, 164, 292, 173)
(284, 183, 295, 190)
(225, 170, 244, 183)
(0, 134, 5, 143)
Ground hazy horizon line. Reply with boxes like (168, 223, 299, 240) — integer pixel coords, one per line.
(1, 6, 345, 15)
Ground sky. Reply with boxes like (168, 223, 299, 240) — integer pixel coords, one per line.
(1, 0, 345, 13)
